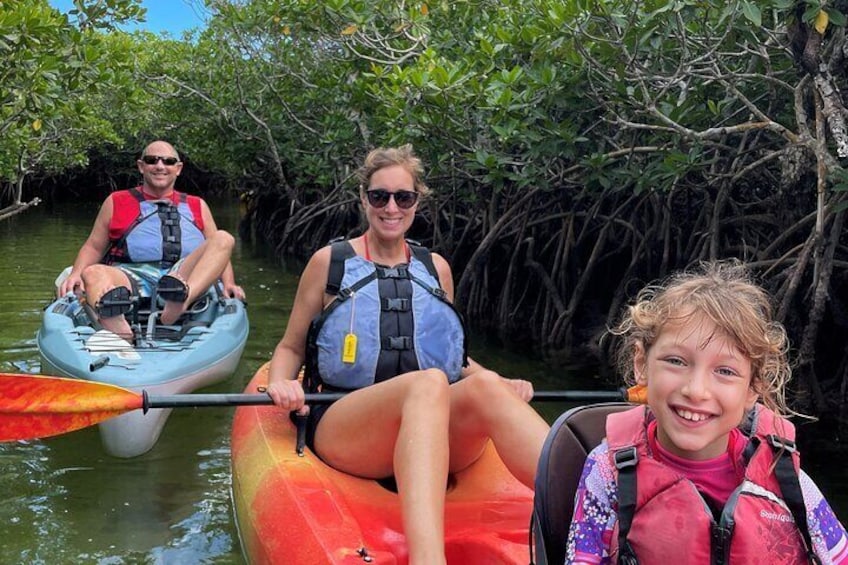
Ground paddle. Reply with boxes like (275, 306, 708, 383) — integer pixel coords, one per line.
(0, 373, 644, 442)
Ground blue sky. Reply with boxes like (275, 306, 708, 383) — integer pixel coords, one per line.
(49, 0, 207, 36)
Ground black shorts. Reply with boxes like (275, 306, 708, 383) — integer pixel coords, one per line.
(302, 402, 331, 454)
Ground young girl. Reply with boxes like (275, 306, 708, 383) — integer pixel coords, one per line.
(565, 261, 848, 564)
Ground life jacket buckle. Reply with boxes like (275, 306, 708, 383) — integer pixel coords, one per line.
(382, 336, 412, 350)
(613, 446, 638, 469)
(767, 434, 796, 453)
(382, 298, 410, 312)
(378, 266, 408, 279)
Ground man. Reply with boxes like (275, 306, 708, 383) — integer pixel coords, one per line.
(59, 140, 246, 338)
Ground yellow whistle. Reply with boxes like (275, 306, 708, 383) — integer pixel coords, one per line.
(342, 333, 357, 364)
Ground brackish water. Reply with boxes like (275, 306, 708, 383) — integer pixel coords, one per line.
(0, 200, 845, 564)
(0, 200, 576, 564)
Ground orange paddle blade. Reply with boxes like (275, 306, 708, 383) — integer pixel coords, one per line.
(625, 384, 648, 404)
(0, 374, 143, 442)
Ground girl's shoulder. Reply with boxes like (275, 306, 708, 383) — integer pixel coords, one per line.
(799, 470, 848, 564)
(580, 439, 618, 491)
(587, 438, 612, 461)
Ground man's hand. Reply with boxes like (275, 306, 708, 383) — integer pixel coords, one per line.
(224, 282, 246, 301)
(59, 273, 84, 297)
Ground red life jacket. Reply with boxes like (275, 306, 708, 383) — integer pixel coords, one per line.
(606, 405, 819, 565)
(105, 187, 205, 266)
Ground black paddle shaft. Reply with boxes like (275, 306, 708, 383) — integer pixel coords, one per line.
(141, 389, 625, 413)
(141, 391, 345, 412)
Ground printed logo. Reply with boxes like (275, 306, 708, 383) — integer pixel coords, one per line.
(760, 509, 794, 523)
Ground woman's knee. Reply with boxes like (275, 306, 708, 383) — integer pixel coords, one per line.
(453, 370, 512, 415)
(405, 369, 451, 405)
(460, 369, 503, 394)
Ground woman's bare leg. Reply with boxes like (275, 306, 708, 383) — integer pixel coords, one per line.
(314, 369, 451, 565)
(447, 370, 550, 487)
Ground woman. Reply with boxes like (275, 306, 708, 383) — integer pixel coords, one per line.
(266, 145, 550, 564)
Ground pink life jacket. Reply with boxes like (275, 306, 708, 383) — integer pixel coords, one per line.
(606, 405, 819, 565)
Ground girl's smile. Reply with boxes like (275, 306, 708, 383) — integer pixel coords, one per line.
(635, 312, 759, 460)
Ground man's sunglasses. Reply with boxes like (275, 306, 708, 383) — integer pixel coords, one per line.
(141, 155, 180, 166)
(365, 189, 419, 210)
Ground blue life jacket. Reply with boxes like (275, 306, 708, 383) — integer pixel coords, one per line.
(105, 188, 205, 268)
(305, 240, 468, 391)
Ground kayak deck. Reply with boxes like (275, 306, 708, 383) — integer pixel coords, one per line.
(231, 363, 534, 564)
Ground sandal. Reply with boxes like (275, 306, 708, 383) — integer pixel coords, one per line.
(157, 274, 190, 303)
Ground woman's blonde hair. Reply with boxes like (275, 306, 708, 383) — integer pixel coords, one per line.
(610, 260, 793, 416)
(357, 144, 431, 198)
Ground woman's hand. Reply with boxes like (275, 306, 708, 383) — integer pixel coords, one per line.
(266, 378, 309, 416)
(463, 357, 535, 403)
(503, 378, 535, 402)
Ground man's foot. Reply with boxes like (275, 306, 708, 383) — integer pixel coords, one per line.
(159, 299, 187, 325)
(99, 314, 133, 341)
(158, 274, 189, 325)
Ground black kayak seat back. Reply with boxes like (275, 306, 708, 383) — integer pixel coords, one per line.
(532, 402, 633, 565)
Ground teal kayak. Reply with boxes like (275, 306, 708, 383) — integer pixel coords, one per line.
(37, 282, 248, 457)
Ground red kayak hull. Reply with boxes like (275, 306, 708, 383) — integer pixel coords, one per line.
(231, 363, 534, 564)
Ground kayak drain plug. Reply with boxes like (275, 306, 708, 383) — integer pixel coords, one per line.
(357, 547, 373, 562)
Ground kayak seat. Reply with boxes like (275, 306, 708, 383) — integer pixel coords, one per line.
(531, 402, 632, 565)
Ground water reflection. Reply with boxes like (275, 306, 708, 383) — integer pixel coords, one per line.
(0, 202, 251, 564)
(1, 398, 242, 563)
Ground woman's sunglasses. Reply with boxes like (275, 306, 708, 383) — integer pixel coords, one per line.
(141, 155, 180, 166)
(366, 189, 419, 210)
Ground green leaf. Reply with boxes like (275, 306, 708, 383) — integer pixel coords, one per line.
(826, 8, 847, 27)
(741, 1, 762, 27)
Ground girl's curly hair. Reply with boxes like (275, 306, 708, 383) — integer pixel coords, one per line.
(609, 260, 793, 417)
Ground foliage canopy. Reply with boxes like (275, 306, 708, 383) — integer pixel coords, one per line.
(6, 0, 848, 421)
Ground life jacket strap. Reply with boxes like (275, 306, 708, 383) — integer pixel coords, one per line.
(613, 446, 639, 564)
(407, 241, 440, 282)
(767, 436, 821, 564)
(157, 202, 183, 267)
(325, 239, 355, 295)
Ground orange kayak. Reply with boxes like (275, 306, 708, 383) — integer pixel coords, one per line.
(231, 363, 535, 564)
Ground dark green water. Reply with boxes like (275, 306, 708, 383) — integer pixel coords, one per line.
(0, 200, 845, 564)
(0, 200, 570, 564)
